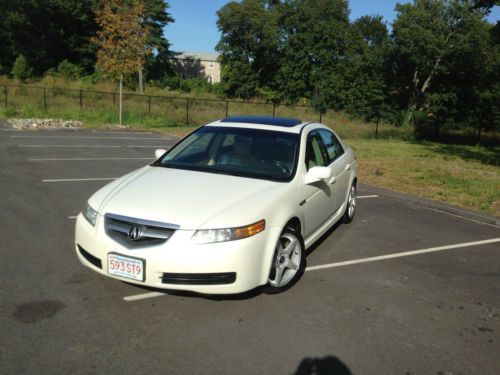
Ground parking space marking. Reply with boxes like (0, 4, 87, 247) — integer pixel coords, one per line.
(12, 135, 169, 140)
(68, 216, 77, 219)
(122, 238, 499, 302)
(18, 145, 170, 148)
(305, 238, 500, 272)
(357, 195, 379, 199)
(123, 292, 166, 302)
(29, 157, 153, 161)
(19, 145, 121, 148)
(42, 177, 117, 182)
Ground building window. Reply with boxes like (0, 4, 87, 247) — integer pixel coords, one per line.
(209, 60, 214, 68)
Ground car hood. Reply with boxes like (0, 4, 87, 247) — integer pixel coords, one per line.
(97, 166, 282, 230)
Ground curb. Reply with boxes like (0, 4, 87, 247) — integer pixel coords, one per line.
(359, 183, 500, 227)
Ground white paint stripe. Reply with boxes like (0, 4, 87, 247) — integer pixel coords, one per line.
(123, 292, 166, 302)
(68, 216, 77, 219)
(18, 145, 171, 148)
(305, 238, 500, 272)
(29, 157, 153, 161)
(357, 195, 379, 199)
(12, 135, 168, 140)
(122, 238, 500, 302)
(42, 177, 117, 182)
(19, 145, 121, 148)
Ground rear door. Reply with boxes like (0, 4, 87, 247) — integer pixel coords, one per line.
(317, 129, 350, 211)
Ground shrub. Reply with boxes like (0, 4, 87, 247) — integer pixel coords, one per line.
(11, 55, 33, 81)
(57, 60, 82, 80)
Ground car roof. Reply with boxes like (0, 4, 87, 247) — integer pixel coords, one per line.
(208, 116, 311, 133)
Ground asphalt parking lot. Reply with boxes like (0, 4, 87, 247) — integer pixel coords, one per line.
(0, 127, 499, 374)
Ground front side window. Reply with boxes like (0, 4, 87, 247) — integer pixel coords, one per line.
(305, 131, 329, 170)
(156, 127, 299, 182)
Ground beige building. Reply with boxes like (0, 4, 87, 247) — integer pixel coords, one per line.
(168, 52, 221, 84)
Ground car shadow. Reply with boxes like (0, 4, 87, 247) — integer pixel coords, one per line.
(305, 220, 343, 257)
(294, 355, 352, 375)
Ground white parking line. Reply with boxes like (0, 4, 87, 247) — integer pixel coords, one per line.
(18, 145, 170, 148)
(19, 145, 121, 148)
(305, 238, 500, 272)
(42, 177, 117, 182)
(123, 292, 166, 302)
(122, 237, 499, 302)
(68, 216, 77, 219)
(12, 135, 168, 140)
(357, 195, 379, 199)
(29, 157, 153, 161)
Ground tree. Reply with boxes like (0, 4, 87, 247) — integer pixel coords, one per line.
(216, 0, 282, 99)
(92, 0, 150, 125)
(277, 0, 351, 109)
(0, 0, 98, 76)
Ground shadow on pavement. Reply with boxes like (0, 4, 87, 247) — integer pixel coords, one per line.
(294, 356, 352, 375)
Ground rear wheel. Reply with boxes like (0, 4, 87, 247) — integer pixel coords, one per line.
(342, 183, 356, 223)
(263, 226, 305, 294)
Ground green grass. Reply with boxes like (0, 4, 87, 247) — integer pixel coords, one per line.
(349, 139, 500, 216)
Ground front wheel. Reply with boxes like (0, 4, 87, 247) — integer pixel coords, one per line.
(342, 183, 356, 223)
(263, 226, 305, 294)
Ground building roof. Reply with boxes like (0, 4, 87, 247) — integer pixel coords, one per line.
(174, 52, 219, 62)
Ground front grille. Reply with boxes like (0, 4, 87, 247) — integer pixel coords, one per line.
(104, 213, 178, 248)
(161, 272, 237, 285)
(78, 245, 102, 269)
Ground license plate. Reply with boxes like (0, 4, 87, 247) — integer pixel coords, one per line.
(107, 253, 145, 281)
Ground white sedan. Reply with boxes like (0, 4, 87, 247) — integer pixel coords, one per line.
(75, 116, 357, 294)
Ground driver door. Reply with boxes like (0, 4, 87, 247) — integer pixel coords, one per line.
(302, 130, 336, 238)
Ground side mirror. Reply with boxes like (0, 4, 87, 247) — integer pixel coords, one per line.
(155, 148, 167, 159)
(305, 166, 332, 185)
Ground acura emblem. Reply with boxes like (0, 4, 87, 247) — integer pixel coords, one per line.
(128, 226, 143, 241)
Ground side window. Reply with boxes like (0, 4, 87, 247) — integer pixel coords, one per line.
(305, 131, 328, 170)
(318, 129, 344, 163)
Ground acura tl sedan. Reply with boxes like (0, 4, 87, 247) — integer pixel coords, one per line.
(75, 116, 357, 294)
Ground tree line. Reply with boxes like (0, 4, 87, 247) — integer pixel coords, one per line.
(216, 0, 500, 139)
(0, 0, 499, 139)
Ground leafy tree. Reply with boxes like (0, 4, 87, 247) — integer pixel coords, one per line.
(11, 55, 33, 81)
(216, 0, 282, 99)
(0, 0, 98, 76)
(277, 0, 351, 109)
(92, 0, 150, 125)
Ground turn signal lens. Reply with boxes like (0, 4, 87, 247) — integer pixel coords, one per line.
(192, 220, 266, 244)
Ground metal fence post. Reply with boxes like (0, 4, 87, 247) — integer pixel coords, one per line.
(272, 103, 276, 117)
(319, 111, 323, 123)
(4, 86, 7, 107)
(43, 88, 47, 111)
(148, 96, 151, 116)
(79, 90, 83, 110)
(113, 93, 116, 107)
(225, 100, 229, 117)
(186, 98, 190, 124)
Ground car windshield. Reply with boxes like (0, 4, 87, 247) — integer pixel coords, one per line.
(154, 126, 299, 182)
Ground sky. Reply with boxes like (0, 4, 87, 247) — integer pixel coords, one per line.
(164, 0, 500, 53)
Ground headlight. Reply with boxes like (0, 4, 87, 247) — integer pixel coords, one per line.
(82, 203, 98, 226)
(191, 220, 265, 244)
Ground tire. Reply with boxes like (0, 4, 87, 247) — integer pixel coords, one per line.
(263, 226, 305, 294)
(342, 183, 356, 224)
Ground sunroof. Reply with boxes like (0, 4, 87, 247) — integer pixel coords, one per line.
(221, 115, 302, 127)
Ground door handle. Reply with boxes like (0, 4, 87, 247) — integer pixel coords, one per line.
(329, 176, 337, 184)
(345, 163, 351, 171)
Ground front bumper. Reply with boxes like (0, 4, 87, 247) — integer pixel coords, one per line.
(75, 213, 280, 294)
